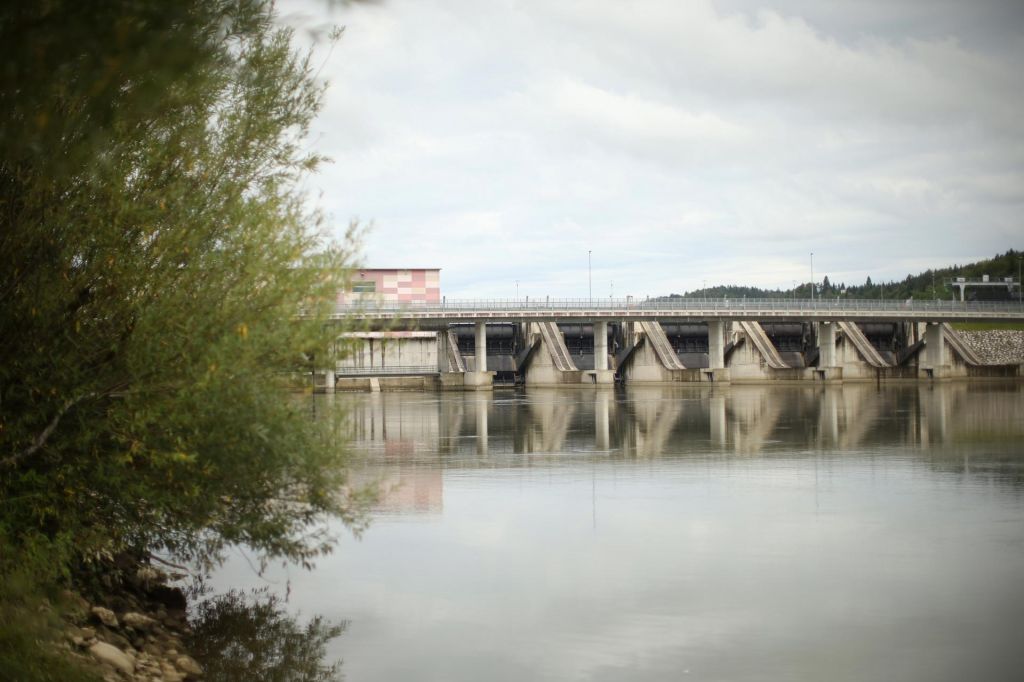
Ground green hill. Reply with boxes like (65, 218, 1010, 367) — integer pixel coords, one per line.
(662, 249, 1022, 302)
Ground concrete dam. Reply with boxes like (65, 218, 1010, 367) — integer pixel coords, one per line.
(319, 298, 1024, 391)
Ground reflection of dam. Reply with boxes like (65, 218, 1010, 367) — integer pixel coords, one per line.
(341, 386, 1024, 491)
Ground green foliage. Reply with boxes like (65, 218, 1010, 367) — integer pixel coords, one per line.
(189, 588, 345, 682)
(663, 249, 1022, 301)
(0, 531, 104, 682)
(1, 0, 363, 584)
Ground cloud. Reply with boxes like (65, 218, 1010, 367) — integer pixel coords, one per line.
(279, 0, 1024, 296)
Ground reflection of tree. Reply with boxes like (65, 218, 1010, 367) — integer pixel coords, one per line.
(189, 589, 345, 682)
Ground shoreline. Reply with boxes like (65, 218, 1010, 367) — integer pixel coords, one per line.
(59, 561, 203, 682)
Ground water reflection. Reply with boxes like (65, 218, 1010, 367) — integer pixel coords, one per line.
(345, 383, 1024, 471)
(189, 589, 345, 682)
(212, 383, 1024, 682)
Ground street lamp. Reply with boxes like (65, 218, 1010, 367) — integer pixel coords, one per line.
(810, 252, 814, 302)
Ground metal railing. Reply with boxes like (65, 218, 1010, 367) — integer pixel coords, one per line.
(332, 297, 1024, 315)
(335, 365, 439, 376)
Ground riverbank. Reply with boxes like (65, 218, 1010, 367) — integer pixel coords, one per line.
(959, 329, 1024, 365)
(60, 563, 203, 682)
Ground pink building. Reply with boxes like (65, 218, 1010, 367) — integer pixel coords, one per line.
(339, 268, 441, 305)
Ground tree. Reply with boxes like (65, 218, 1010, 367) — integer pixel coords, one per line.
(0, 0, 364, 579)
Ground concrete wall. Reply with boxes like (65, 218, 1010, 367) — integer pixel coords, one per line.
(619, 338, 704, 383)
(523, 332, 583, 386)
(726, 327, 798, 382)
(338, 332, 438, 372)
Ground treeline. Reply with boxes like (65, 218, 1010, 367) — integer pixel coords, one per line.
(662, 249, 1022, 301)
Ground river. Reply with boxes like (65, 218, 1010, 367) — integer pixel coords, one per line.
(209, 383, 1024, 681)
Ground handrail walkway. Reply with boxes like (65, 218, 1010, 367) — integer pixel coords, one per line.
(330, 297, 1024, 323)
(837, 322, 890, 369)
(336, 365, 439, 376)
(538, 321, 578, 372)
(940, 323, 984, 366)
(639, 321, 687, 370)
(445, 329, 466, 372)
(738, 321, 789, 370)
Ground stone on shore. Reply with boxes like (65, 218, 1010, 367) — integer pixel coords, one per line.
(89, 641, 135, 675)
(91, 606, 119, 628)
(176, 654, 204, 676)
(122, 611, 158, 631)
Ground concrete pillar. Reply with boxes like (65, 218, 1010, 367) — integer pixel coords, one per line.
(594, 321, 608, 371)
(819, 321, 836, 367)
(708, 320, 725, 369)
(925, 323, 945, 367)
(475, 321, 487, 372)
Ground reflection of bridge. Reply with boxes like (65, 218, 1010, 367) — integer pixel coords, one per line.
(342, 384, 1021, 468)
(322, 298, 1023, 390)
(345, 383, 1019, 512)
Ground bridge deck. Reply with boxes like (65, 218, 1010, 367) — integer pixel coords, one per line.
(330, 298, 1024, 324)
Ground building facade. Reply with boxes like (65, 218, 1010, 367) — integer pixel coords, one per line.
(339, 268, 441, 305)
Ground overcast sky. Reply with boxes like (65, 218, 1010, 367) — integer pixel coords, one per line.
(279, 0, 1024, 299)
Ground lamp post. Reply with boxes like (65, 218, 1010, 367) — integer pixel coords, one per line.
(810, 252, 814, 302)
(516, 279, 519, 300)
(1018, 256, 1022, 309)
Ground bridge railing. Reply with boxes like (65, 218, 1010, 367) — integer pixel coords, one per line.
(335, 365, 439, 376)
(332, 297, 1023, 315)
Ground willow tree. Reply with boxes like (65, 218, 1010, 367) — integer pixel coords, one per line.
(0, 0, 361, 581)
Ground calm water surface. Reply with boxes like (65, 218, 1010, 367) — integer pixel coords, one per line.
(211, 383, 1024, 681)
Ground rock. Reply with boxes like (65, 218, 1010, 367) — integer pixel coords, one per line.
(102, 627, 133, 651)
(88, 641, 135, 675)
(959, 329, 1024, 365)
(61, 589, 91, 618)
(123, 611, 158, 631)
(80, 626, 96, 640)
(175, 654, 203, 677)
(91, 606, 119, 628)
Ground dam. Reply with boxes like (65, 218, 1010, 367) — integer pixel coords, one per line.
(318, 297, 1024, 390)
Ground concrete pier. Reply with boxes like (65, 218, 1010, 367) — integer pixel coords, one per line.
(924, 322, 948, 378)
(594, 321, 608, 371)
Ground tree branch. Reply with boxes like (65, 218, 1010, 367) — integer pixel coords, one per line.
(2, 392, 96, 468)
